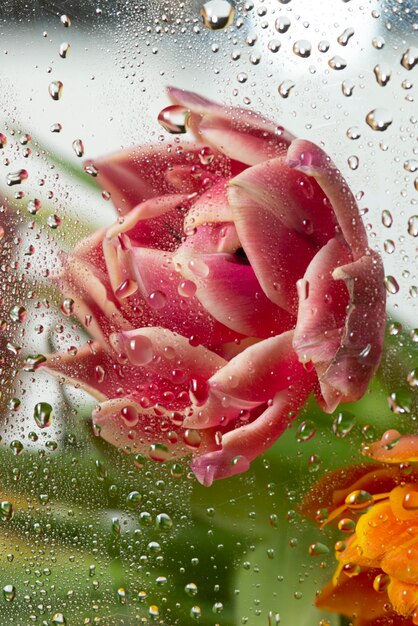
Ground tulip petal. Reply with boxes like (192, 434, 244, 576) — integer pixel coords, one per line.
(286, 139, 368, 259)
(293, 238, 351, 366)
(199, 113, 292, 165)
(43, 343, 120, 401)
(228, 166, 319, 313)
(319, 250, 386, 410)
(191, 376, 312, 486)
(177, 251, 295, 337)
(168, 86, 294, 165)
(93, 143, 203, 215)
(106, 193, 192, 240)
(124, 246, 240, 344)
(92, 397, 184, 456)
(183, 180, 233, 231)
(58, 255, 131, 346)
(111, 327, 227, 381)
(185, 330, 312, 428)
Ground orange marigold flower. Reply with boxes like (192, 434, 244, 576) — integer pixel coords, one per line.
(304, 429, 418, 626)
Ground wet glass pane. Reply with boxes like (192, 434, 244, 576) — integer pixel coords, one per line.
(0, 1, 417, 624)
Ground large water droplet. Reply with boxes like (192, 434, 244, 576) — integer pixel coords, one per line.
(275, 16, 291, 33)
(72, 139, 84, 157)
(408, 215, 418, 237)
(59, 42, 70, 58)
(278, 80, 295, 98)
(293, 40, 311, 58)
(49, 81, 63, 101)
(328, 55, 347, 70)
(337, 27, 354, 46)
(124, 334, 154, 365)
(34, 402, 53, 428)
(6, 169, 28, 186)
(158, 105, 191, 134)
(60, 14, 71, 27)
(401, 47, 418, 71)
(384, 275, 399, 294)
(201, 0, 234, 30)
(366, 109, 393, 132)
(374, 64, 391, 86)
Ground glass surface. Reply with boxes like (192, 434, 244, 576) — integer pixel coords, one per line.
(0, 1, 417, 624)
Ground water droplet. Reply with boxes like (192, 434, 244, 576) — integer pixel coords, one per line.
(6, 169, 28, 186)
(402, 489, 418, 511)
(149, 443, 171, 462)
(59, 42, 70, 58)
(296, 420, 316, 442)
(275, 16, 291, 33)
(338, 518, 356, 532)
(48, 81, 63, 101)
(185, 582, 198, 597)
(158, 105, 191, 134)
(332, 411, 356, 438)
(337, 27, 354, 46)
(366, 108, 393, 132)
(372, 36, 385, 50)
(328, 55, 347, 70)
(345, 489, 373, 511)
(278, 80, 295, 98)
(0, 501, 14, 521)
(341, 80, 354, 97)
(268, 39, 281, 53)
(9, 305, 26, 323)
(155, 512, 173, 530)
(318, 40, 330, 53)
(61, 298, 75, 316)
(268, 611, 280, 626)
(405, 160, 418, 173)
(308, 542, 330, 556)
(33, 402, 52, 428)
(72, 139, 84, 157)
(201, 0, 234, 30)
(373, 573, 390, 593)
(384, 275, 399, 295)
(0, 133, 7, 148)
(47, 214, 62, 229)
(346, 127, 361, 140)
(148, 290, 167, 310)
(401, 47, 418, 71)
(60, 14, 71, 27)
(24, 354, 47, 372)
(124, 334, 153, 365)
(190, 606, 202, 620)
(374, 64, 391, 86)
(347, 155, 359, 170)
(119, 405, 137, 427)
(50, 122, 62, 133)
(407, 365, 418, 387)
(293, 40, 311, 58)
(52, 612, 67, 625)
(381, 210, 393, 228)
(2, 585, 16, 602)
(343, 563, 361, 578)
(388, 388, 412, 414)
(384, 239, 395, 254)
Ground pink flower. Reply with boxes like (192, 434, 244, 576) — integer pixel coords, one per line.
(44, 87, 386, 485)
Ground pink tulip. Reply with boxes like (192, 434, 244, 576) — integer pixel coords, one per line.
(44, 87, 386, 486)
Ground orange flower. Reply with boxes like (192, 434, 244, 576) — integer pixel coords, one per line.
(304, 429, 418, 626)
